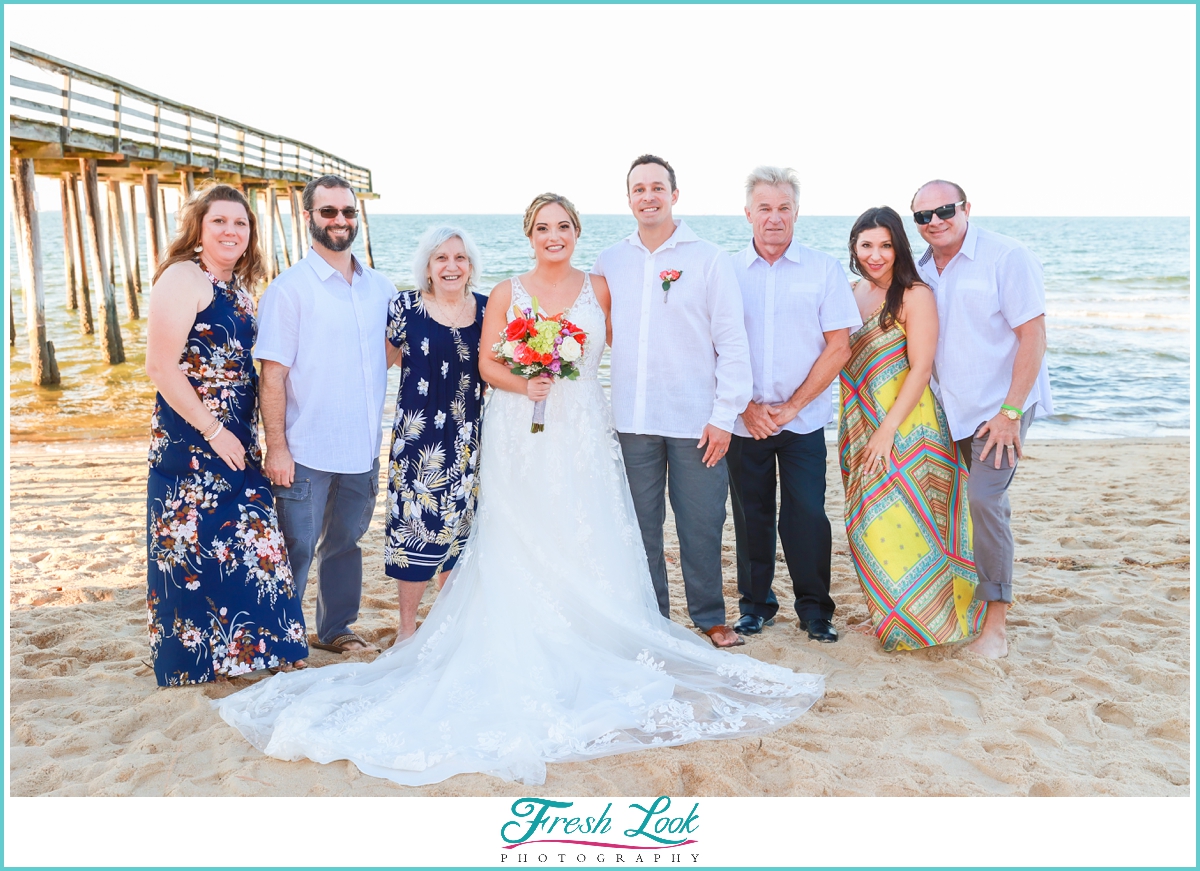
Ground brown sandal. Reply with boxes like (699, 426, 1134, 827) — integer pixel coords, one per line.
(705, 625, 746, 648)
(310, 633, 378, 654)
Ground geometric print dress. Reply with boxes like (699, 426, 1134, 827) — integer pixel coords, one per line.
(146, 264, 308, 686)
(383, 289, 487, 582)
(838, 304, 987, 651)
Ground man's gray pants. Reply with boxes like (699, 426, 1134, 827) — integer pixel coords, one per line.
(618, 433, 728, 632)
(956, 413, 1034, 605)
(272, 458, 379, 644)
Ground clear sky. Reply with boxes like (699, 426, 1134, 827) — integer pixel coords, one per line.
(6, 4, 1196, 216)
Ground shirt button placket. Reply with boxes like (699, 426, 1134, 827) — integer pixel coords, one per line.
(350, 275, 373, 465)
(764, 265, 776, 403)
(633, 251, 654, 432)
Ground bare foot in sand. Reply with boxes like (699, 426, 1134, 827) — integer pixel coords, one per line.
(851, 621, 875, 636)
(390, 628, 416, 648)
(966, 602, 1009, 659)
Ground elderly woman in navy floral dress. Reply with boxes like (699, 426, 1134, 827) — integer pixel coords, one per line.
(145, 184, 307, 686)
(384, 226, 487, 643)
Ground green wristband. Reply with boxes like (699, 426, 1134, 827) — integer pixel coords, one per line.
(1000, 404, 1024, 418)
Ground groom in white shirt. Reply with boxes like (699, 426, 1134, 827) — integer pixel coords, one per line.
(593, 155, 752, 648)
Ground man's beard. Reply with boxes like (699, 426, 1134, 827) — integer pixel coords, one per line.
(309, 217, 358, 252)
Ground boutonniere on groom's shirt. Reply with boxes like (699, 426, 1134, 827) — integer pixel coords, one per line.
(659, 269, 682, 303)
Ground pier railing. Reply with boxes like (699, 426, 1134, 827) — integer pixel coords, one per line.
(8, 43, 373, 193)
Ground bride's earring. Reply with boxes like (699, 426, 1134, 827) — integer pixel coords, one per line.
(194, 243, 203, 253)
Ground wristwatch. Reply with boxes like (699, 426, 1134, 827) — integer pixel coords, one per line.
(1000, 404, 1023, 421)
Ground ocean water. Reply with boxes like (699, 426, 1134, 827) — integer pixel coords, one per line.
(6, 213, 1191, 444)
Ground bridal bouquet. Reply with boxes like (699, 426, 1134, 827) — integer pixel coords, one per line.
(493, 298, 587, 433)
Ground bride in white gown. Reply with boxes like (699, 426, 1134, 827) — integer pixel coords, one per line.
(216, 194, 823, 786)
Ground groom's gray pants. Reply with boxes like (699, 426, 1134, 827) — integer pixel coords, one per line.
(618, 433, 728, 633)
(956, 412, 1034, 605)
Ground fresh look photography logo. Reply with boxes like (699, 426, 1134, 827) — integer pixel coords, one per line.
(500, 796, 700, 864)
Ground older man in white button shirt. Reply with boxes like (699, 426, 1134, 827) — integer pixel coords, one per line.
(258, 175, 394, 655)
(912, 179, 1053, 659)
(728, 167, 861, 643)
(592, 154, 752, 649)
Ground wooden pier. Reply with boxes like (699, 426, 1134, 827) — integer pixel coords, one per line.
(8, 42, 378, 384)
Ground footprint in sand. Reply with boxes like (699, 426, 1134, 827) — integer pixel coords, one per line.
(941, 688, 983, 720)
(1094, 701, 1135, 729)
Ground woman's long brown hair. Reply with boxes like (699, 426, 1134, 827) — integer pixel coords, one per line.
(847, 206, 922, 332)
(152, 183, 265, 287)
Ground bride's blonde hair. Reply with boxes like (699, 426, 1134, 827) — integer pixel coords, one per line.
(522, 193, 581, 239)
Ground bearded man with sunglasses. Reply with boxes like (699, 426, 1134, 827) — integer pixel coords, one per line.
(257, 174, 394, 655)
(910, 180, 1054, 659)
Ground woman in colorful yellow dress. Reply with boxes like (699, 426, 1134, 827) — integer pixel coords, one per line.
(838, 206, 985, 651)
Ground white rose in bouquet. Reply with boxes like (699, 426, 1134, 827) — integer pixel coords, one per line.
(559, 337, 583, 363)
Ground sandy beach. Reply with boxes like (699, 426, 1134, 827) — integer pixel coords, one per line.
(6, 437, 1191, 798)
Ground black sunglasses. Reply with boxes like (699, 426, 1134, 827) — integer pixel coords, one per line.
(912, 201, 965, 225)
(311, 206, 359, 220)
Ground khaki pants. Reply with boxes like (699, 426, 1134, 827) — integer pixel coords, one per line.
(956, 412, 1034, 604)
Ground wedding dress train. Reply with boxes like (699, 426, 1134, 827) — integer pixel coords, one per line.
(216, 275, 823, 786)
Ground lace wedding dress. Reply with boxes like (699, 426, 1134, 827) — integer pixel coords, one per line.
(216, 275, 824, 786)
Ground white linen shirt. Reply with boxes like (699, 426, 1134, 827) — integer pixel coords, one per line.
(592, 220, 752, 438)
(255, 248, 394, 474)
(732, 239, 862, 437)
(916, 223, 1055, 441)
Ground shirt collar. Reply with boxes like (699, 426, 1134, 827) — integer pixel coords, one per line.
(304, 246, 364, 282)
(624, 219, 698, 254)
(741, 236, 803, 267)
(918, 222, 977, 269)
(959, 222, 978, 260)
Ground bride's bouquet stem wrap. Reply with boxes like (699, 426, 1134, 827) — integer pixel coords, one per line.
(493, 297, 587, 433)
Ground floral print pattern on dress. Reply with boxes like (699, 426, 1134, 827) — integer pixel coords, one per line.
(146, 263, 307, 686)
(383, 290, 487, 581)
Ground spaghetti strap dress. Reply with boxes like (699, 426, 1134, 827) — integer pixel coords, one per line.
(838, 304, 986, 651)
(146, 264, 308, 685)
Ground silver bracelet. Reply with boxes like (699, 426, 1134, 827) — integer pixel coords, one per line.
(203, 421, 224, 442)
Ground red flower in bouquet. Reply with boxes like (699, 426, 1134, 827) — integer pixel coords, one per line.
(505, 318, 532, 341)
(562, 318, 586, 346)
(513, 343, 536, 366)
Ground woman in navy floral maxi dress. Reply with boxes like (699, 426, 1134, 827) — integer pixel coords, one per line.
(146, 185, 307, 686)
(383, 226, 487, 641)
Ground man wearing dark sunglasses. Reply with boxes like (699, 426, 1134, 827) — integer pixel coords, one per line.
(256, 174, 395, 655)
(910, 179, 1054, 660)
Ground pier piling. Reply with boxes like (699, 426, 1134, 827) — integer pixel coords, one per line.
(127, 185, 142, 294)
(273, 192, 291, 268)
(58, 175, 77, 310)
(290, 188, 306, 258)
(359, 197, 374, 269)
(67, 174, 94, 334)
(143, 172, 161, 277)
(264, 185, 279, 279)
(158, 187, 169, 253)
(13, 158, 60, 385)
(107, 179, 139, 320)
(79, 158, 125, 364)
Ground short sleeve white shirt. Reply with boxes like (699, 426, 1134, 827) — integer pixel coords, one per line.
(255, 248, 394, 474)
(592, 220, 752, 438)
(916, 223, 1055, 441)
(732, 239, 862, 437)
